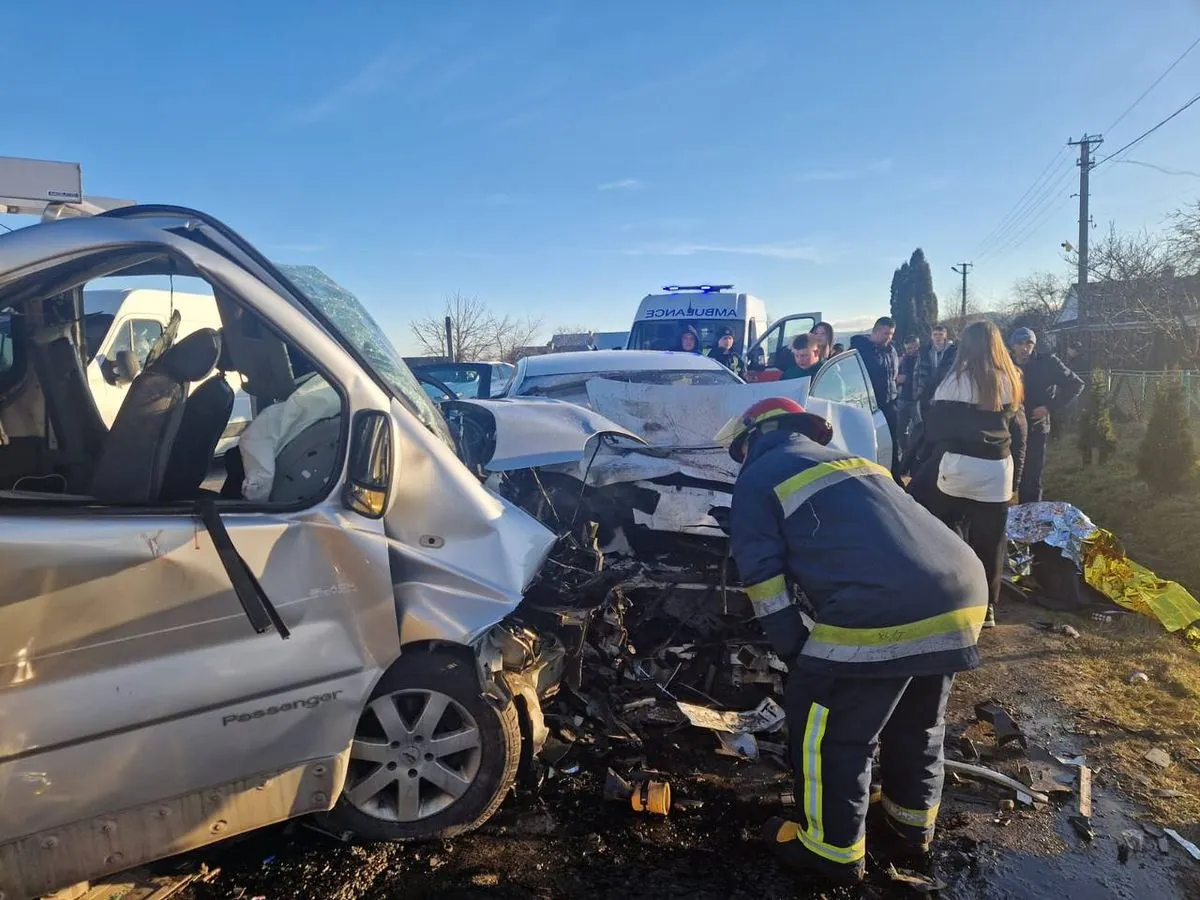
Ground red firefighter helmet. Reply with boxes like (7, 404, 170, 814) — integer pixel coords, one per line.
(714, 396, 833, 462)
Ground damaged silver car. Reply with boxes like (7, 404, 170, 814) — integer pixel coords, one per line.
(0, 207, 574, 900)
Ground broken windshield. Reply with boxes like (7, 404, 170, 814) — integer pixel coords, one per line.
(277, 264, 453, 448)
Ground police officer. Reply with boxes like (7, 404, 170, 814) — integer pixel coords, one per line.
(716, 397, 989, 885)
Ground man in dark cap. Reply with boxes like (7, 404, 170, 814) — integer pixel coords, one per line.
(707, 325, 745, 376)
(1009, 327, 1084, 502)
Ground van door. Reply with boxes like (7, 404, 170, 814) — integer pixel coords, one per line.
(807, 350, 893, 467)
(744, 312, 822, 380)
(86, 315, 166, 426)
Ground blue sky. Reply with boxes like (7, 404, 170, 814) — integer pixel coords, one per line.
(5, 1, 1200, 351)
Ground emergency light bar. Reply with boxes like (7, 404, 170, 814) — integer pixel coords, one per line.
(662, 284, 734, 294)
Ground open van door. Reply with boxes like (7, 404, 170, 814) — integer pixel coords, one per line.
(744, 312, 822, 382)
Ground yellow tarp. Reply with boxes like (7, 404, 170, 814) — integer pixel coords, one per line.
(1083, 529, 1200, 633)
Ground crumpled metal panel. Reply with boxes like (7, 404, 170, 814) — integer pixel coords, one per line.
(584, 378, 877, 460)
(444, 397, 644, 472)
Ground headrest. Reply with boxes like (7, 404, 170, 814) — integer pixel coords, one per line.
(152, 328, 221, 383)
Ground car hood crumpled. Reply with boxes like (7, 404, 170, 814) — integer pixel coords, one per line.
(444, 397, 647, 475)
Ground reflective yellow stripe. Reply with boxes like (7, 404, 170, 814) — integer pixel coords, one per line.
(794, 827, 867, 864)
(772, 705, 866, 867)
(774, 815, 866, 865)
(802, 703, 828, 840)
(802, 605, 987, 664)
(774, 457, 892, 517)
(745, 575, 790, 618)
(882, 794, 940, 829)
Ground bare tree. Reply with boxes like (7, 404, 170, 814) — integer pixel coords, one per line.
(1006, 271, 1065, 336)
(1165, 200, 1200, 277)
(489, 313, 544, 362)
(410, 293, 544, 362)
(1010, 271, 1065, 319)
(1062, 219, 1200, 367)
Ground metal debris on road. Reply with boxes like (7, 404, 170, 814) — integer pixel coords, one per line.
(1164, 828, 1200, 861)
(974, 701, 1028, 749)
(675, 697, 786, 735)
(943, 761, 1050, 804)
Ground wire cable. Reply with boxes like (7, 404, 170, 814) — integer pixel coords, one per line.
(1105, 34, 1200, 132)
(971, 147, 1071, 257)
(977, 165, 1076, 261)
(1097, 91, 1200, 167)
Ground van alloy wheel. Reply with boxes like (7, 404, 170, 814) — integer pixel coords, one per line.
(345, 689, 483, 822)
(325, 650, 522, 841)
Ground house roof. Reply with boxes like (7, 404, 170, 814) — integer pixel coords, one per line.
(549, 331, 629, 350)
(1053, 274, 1200, 330)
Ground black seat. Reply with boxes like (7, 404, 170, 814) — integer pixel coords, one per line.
(159, 374, 235, 502)
(90, 329, 222, 504)
(30, 336, 109, 490)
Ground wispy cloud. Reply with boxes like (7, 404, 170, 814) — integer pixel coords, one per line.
(597, 178, 643, 192)
(626, 238, 826, 262)
(290, 37, 427, 124)
(269, 242, 327, 254)
(796, 159, 894, 183)
(619, 217, 702, 232)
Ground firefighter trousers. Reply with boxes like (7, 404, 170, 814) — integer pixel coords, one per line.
(782, 661, 955, 874)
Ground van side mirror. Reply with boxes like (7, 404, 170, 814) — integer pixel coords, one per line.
(343, 410, 393, 518)
(113, 350, 141, 385)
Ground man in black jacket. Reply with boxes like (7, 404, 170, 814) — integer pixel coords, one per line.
(1010, 327, 1085, 502)
(851, 317, 900, 469)
(914, 325, 955, 403)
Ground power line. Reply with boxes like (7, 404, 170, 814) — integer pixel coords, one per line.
(974, 159, 1074, 258)
(980, 176, 1076, 263)
(1105, 34, 1200, 132)
(977, 165, 1075, 261)
(1096, 91, 1200, 167)
(971, 147, 1071, 256)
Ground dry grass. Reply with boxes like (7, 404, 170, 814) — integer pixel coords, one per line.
(1044, 423, 1200, 596)
(961, 426, 1200, 829)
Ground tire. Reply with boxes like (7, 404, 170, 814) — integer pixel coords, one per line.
(324, 650, 521, 841)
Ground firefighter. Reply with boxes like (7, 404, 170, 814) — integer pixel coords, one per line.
(715, 397, 989, 885)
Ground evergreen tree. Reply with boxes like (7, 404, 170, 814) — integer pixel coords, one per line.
(889, 261, 913, 338)
(1137, 375, 1196, 492)
(1077, 369, 1117, 464)
(908, 248, 939, 338)
(889, 249, 939, 340)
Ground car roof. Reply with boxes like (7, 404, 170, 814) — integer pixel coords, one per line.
(519, 350, 727, 377)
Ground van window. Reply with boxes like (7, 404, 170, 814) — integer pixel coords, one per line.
(109, 318, 164, 366)
(628, 319, 745, 352)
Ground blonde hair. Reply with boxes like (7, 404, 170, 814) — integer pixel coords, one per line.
(952, 321, 1024, 411)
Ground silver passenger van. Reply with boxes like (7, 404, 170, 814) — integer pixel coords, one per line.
(0, 207, 562, 900)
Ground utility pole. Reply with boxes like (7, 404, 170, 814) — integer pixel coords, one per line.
(444, 315, 454, 362)
(951, 262, 973, 322)
(1068, 134, 1102, 291)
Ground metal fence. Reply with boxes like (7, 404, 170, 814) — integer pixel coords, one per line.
(1106, 370, 1200, 421)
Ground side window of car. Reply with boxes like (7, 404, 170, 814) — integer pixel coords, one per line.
(108, 318, 164, 367)
(810, 355, 871, 410)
